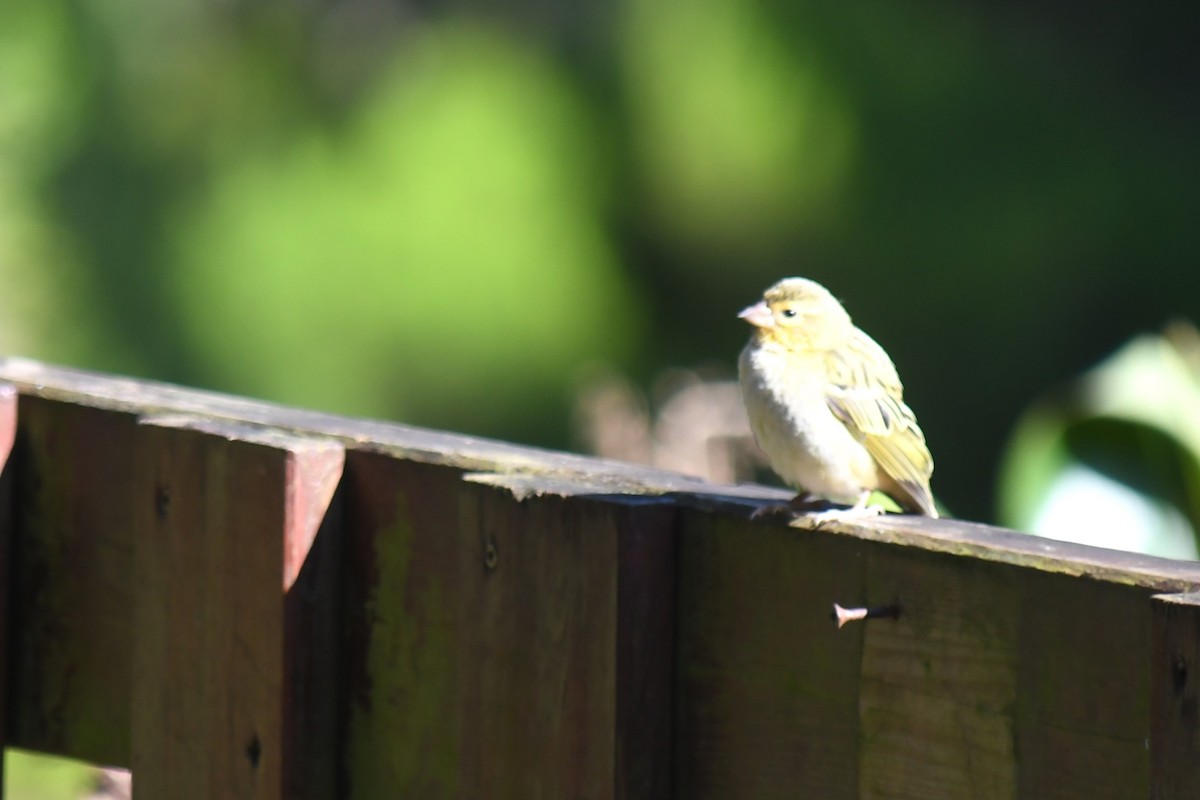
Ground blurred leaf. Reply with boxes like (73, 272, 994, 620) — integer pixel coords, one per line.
(999, 324, 1200, 558)
(620, 0, 856, 257)
(166, 22, 640, 435)
(0, 0, 87, 173)
(0, 1, 104, 364)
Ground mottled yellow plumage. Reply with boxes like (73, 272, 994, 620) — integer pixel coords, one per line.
(738, 277, 937, 519)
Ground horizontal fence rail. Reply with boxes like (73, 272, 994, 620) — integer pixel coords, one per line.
(0, 357, 1198, 799)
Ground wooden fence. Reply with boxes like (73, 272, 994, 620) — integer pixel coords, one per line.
(0, 357, 1198, 799)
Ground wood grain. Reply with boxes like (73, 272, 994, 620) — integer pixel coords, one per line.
(2, 359, 1200, 797)
(0, 382, 18, 786)
(858, 546, 1019, 800)
(338, 454, 677, 799)
(1152, 592, 1200, 800)
(675, 511, 1200, 800)
(675, 509, 866, 800)
(130, 415, 343, 800)
(5, 395, 138, 764)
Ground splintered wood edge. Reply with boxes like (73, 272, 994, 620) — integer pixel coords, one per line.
(6, 358, 1200, 593)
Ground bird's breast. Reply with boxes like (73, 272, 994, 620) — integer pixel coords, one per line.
(738, 342, 878, 499)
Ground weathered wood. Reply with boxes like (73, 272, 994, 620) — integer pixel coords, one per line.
(614, 495, 676, 800)
(338, 453, 463, 797)
(0, 382, 18, 790)
(1152, 592, 1200, 799)
(674, 511, 1200, 800)
(675, 509, 865, 800)
(282, 448, 345, 799)
(1016, 572, 1152, 799)
(129, 415, 343, 800)
(6, 395, 138, 764)
(858, 542, 1019, 799)
(338, 454, 677, 798)
(0, 357, 743, 500)
(3, 358, 1200, 798)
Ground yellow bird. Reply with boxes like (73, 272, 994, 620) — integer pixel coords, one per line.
(738, 277, 937, 520)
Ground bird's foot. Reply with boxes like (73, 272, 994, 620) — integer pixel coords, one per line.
(750, 493, 835, 521)
(805, 504, 886, 526)
(803, 492, 885, 527)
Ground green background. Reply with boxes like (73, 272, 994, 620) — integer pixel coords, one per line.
(1, 1, 1196, 538)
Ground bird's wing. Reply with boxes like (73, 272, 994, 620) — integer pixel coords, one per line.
(824, 329, 935, 510)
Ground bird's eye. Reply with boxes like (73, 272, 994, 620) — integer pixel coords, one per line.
(780, 308, 798, 319)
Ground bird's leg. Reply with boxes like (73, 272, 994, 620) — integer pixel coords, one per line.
(788, 493, 830, 513)
(750, 492, 835, 520)
(806, 491, 886, 526)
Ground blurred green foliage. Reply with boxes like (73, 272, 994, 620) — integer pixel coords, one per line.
(1, 0, 1197, 527)
(167, 23, 640, 434)
(1000, 323, 1200, 558)
(4, 750, 93, 800)
(621, 0, 855, 255)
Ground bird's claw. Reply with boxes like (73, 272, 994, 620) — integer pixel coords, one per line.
(806, 503, 886, 527)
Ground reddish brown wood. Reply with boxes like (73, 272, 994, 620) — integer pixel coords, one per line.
(282, 447, 345, 799)
(0, 382, 18, 789)
(2, 360, 1200, 798)
(130, 416, 343, 800)
(5, 396, 138, 764)
(338, 454, 678, 799)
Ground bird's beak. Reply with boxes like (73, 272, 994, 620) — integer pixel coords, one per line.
(738, 301, 775, 328)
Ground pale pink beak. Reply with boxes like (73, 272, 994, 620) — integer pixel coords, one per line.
(738, 301, 775, 328)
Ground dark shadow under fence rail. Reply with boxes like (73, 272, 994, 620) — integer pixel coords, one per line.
(0, 357, 1198, 799)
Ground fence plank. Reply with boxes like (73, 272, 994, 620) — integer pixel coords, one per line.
(337, 453, 677, 799)
(130, 416, 343, 800)
(1016, 573, 1152, 799)
(675, 510, 865, 800)
(0, 382, 18, 791)
(858, 545, 1019, 800)
(0, 359, 743, 778)
(4, 359, 1200, 797)
(6, 395, 138, 764)
(675, 512, 1200, 800)
(1152, 592, 1200, 799)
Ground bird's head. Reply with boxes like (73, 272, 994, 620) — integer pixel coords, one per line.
(738, 277, 852, 350)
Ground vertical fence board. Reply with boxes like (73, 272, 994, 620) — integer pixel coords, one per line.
(676, 513, 1190, 800)
(0, 383, 18, 791)
(6, 396, 136, 764)
(857, 549, 1019, 800)
(675, 510, 866, 800)
(339, 454, 465, 798)
(339, 453, 677, 799)
(130, 417, 343, 800)
(1151, 592, 1200, 799)
(1016, 574, 1151, 799)
(615, 498, 677, 800)
(458, 482, 620, 798)
(283, 450, 345, 800)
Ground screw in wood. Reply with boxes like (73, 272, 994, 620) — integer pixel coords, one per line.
(831, 602, 901, 629)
